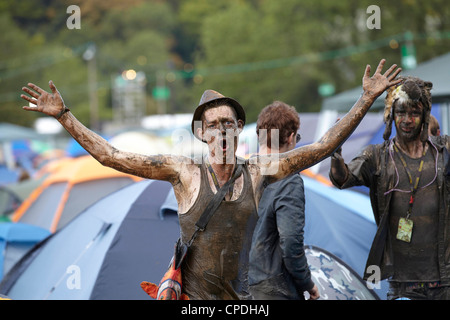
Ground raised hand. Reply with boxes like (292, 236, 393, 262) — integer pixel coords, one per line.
(362, 59, 402, 99)
(21, 81, 68, 119)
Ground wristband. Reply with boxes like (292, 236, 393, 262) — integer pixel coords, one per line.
(331, 152, 343, 161)
(55, 107, 70, 119)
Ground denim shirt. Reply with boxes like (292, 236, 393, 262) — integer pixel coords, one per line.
(249, 173, 314, 299)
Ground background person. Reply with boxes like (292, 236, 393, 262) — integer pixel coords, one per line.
(329, 76, 450, 300)
(249, 101, 320, 300)
(429, 114, 441, 136)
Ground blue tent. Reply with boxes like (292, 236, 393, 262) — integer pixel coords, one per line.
(155, 175, 384, 297)
(0, 179, 178, 300)
(305, 245, 378, 300)
(0, 175, 382, 300)
(0, 222, 50, 281)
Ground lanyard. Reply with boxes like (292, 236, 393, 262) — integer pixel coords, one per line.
(393, 143, 427, 219)
(205, 157, 236, 200)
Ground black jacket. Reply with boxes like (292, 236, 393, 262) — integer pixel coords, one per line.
(249, 173, 314, 299)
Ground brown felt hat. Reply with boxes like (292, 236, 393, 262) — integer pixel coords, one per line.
(191, 90, 246, 141)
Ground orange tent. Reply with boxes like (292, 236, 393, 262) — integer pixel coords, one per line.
(301, 169, 332, 187)
(12, 155, 142, 233)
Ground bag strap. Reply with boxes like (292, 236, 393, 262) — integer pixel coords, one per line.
(174, 162, 243, 269)
(195, 162, 243, 232)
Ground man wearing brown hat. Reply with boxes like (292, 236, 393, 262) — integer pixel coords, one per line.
(21, 59, 401, 300)
(330, 76, 450, 300)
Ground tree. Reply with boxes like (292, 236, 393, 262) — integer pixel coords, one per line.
(187, 0, 450, 122)
(2, 0, 450, 128)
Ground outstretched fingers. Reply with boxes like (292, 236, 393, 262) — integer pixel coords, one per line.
(21, 94, 40, 112)
(381, 62, 402, 87)
(22, 101, 39, 112)
(21, 86, 38, 110)
(21, 84, 43, 111)
(382, 63, 397, 77)
(363, 64, 371, 80)
(27, 83, 45, 95)
(375, 59, 386, 74)
(49, 80, 58, 95)
(21, 93, 35, 104)
(22, 86, 40, 99)
(388, 66, 402, 81)
(390, 77, 403, 86)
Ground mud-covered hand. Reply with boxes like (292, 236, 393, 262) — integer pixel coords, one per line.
(21, 81, 69, 119)
(362, 59, 402, 99)
(308, 284, 320, 300)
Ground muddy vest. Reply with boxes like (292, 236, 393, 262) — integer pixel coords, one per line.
(178, 161, 257, 300)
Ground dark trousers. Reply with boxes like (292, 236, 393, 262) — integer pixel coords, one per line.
(388, 282, 450, 300)
(249, 286, 305, 300)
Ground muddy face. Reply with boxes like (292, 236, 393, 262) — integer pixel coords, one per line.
(394, 102, 424, 142)
(199, 105, 243, 164)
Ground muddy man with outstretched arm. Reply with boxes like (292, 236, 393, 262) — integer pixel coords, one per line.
(21, 59, 401, 300)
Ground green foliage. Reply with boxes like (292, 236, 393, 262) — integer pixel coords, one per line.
(1, 0, 450, 129)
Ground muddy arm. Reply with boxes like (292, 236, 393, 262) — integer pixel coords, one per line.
(255, 59, 401, 185)
(21, 81, 185, 182)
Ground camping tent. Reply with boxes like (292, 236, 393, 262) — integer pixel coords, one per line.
(0, 222, 50, 281)
(0, 123, 40, 143)
(302, 176, 388, 297)
(299, 113, 385, 178)
(0, 175, 48, 220)
(303, 175, 375, 271)
(11, 155, 141, 233)
(0, 187, 22, 221)
(0, 123, 44, 180)
(305, 245, 378, 300)
(0, 175, 382, 300)
(0, 179, 177, 300)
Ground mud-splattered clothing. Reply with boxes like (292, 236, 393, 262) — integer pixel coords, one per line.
(388, 147, 440, 282)
(178, 161, 257, 300)
(329, 135, 450, 287)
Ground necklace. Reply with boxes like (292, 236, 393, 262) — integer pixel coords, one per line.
(205, 157, 236, 200)
(393, 142, 427, 243)
(393, 142, 427, 219)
